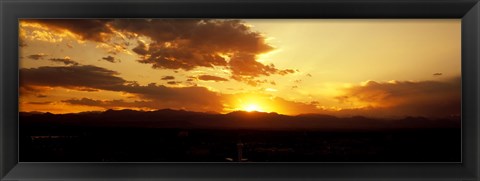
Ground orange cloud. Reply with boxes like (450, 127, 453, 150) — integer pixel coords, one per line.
(334, 78, 461, 118)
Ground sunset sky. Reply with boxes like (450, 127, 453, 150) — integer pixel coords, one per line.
(19, 19, 461, 118)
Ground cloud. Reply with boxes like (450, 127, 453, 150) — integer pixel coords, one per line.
(101, 55, 119, 63)
(21, 19, 114, 42)
(48, 57, 79, 65)
(135, 41, 229, 70)
(166, 81, 181, 85)
(278, 69, 295, 75)
(335, 77, 461, 118)
(62, 98, 153, 109)
(132, 40, 148, 55)
(23, 19, 295, 86)
(117, 83, 224, 112)
(27, 101, 52, 105)
(20, 26, 65, 43)
(36, 94, 48, 98)
(231, 76, 269, 86)
(19, 63, 461, 118)
(97, 43, 130, 55)
(20, 65, 225, 112)
(219, 76, 461, 117)
(197, 75, 228, 82)
(20, 65, 125, 92)
(228, 53, 277, 77)
(19, 38, 28, 47)
(161, 76, 175, 80)
(27, 53, 48, 60)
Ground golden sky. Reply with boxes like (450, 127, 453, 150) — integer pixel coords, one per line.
(19, 19, 461, 118)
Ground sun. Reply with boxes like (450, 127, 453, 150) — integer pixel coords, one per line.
(244, 104, 263, 112)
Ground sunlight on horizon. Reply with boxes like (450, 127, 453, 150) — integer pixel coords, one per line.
(244, 104, 264, 112)
(18, 19, 461, 118)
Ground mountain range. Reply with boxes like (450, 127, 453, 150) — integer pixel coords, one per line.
(19, 109, 460, 130)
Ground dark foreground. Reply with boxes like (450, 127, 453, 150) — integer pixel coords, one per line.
(20, 110, 461, 162)
(20, 127, 460, 162)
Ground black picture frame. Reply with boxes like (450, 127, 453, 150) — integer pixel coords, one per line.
(1, 0, 479, 180)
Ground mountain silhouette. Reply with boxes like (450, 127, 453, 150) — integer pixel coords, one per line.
(20, 109, 460, 130)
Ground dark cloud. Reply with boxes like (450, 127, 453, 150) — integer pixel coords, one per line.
(132, 40, 148, 55)
(27, 53, 48, 60)
(24, 19, 295, 85)
(63, 98, 107, 106)
(20, 65, 224, 112)
(101, 55, 119, 63)
(228, 53, 277, 77)
(136, 42, 228, 70)
(19, 38, 28, 47)
(62, 98, 153, 109)
(278, 69, 295, 75)
(20, 65, 125, 92)
(167, 81, 181, 85)
(335, 78, 461, 118)
(433, 73, 442, 76)
(48, 57, 79, 65)
(20, 63, 461, 118)
(112, 19, 273, 53)
(36, 94, 48, 98)
(231, 75, 269, 86)
(27, 101, 52, 105)
(118, 82, 223, 112)
(161, 76, 175, 80)
(20, 85, 47, 95)
(197, 75, 228, 82)
(21, 19, 114, 42)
